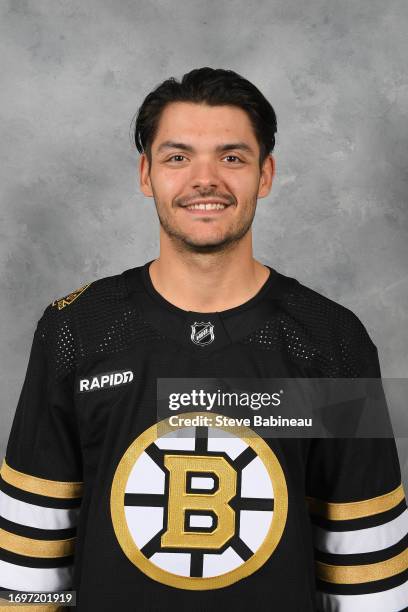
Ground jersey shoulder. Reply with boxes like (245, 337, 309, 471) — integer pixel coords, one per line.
(290, 275, 369, 323)
(35, 269, 145, 381)
(50, 281, 93, 311)
(259, 269, 378, 377)
(291, 277, 376, 347)
(42, 269, 128, 322)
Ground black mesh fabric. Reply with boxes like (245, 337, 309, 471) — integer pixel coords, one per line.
(37, 269, 378, 383)
(241, 280, 378, 378)
(37, 273, 165, 383)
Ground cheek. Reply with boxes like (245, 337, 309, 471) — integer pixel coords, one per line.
(151, 169, 185, 199)
(227, 170, 258, 195)
(225, 176, 258, 202)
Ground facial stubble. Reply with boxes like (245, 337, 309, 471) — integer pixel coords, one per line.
(151, 185, 258, 254)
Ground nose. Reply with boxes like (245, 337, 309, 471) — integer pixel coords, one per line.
(190, 159, 221, 190)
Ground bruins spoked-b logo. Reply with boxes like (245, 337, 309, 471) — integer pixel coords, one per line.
(110, 413, 288, 590)
(191, 321, 215, 346)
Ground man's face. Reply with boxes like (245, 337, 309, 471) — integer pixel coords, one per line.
(139, 102, 274, 253)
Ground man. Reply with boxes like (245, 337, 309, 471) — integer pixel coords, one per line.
(0, 67, 407, 611)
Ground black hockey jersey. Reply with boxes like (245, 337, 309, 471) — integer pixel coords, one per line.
(1, 260, 407, 611)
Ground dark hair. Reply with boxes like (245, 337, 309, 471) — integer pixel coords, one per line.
(131, 67, 277, 171)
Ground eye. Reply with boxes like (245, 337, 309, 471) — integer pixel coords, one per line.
(223, 155, 243, 163)
(166, 155, 186, 162)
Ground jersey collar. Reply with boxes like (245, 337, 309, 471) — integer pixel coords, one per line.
(122, 260, 293, 357)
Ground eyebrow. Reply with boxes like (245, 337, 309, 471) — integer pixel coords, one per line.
(156, 140, 255, 156)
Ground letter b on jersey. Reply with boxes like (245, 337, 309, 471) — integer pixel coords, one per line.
(162, 455, 236, 549)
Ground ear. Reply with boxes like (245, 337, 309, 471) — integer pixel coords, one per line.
(258, 154, 275, 199)
(139, 153, 153, 197)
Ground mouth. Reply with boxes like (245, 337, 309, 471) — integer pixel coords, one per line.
(179, 201, 233, 214)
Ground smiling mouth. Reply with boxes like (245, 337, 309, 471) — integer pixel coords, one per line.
(180, 200, 233, 213)
(185, 202, 229, 211)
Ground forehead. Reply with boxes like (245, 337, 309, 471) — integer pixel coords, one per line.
(152, 102, 257, 149)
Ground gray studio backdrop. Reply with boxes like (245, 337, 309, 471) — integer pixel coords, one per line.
(1, 1, 407, 492)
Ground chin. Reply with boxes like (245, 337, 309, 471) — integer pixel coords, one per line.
(182, 236, 235, 252)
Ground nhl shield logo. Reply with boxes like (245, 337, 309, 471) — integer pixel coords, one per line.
(190, 321, 215, 346)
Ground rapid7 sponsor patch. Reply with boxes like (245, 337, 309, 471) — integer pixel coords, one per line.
(77, 370, 134, 393)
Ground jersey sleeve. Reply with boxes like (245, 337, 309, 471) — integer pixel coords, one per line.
(306, 344, 408, 611)
(0, 306, 83, 605)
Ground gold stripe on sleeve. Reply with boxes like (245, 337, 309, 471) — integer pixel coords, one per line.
(0, 459, 83, 499)
(0, 528, 75, 558)
(316, 547, 408, 584)
(306, 483, 405, 520)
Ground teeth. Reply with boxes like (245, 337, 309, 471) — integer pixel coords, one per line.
(186, 203, 227, 210)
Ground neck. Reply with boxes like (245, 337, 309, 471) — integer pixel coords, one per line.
(148, 238, 270, 313)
